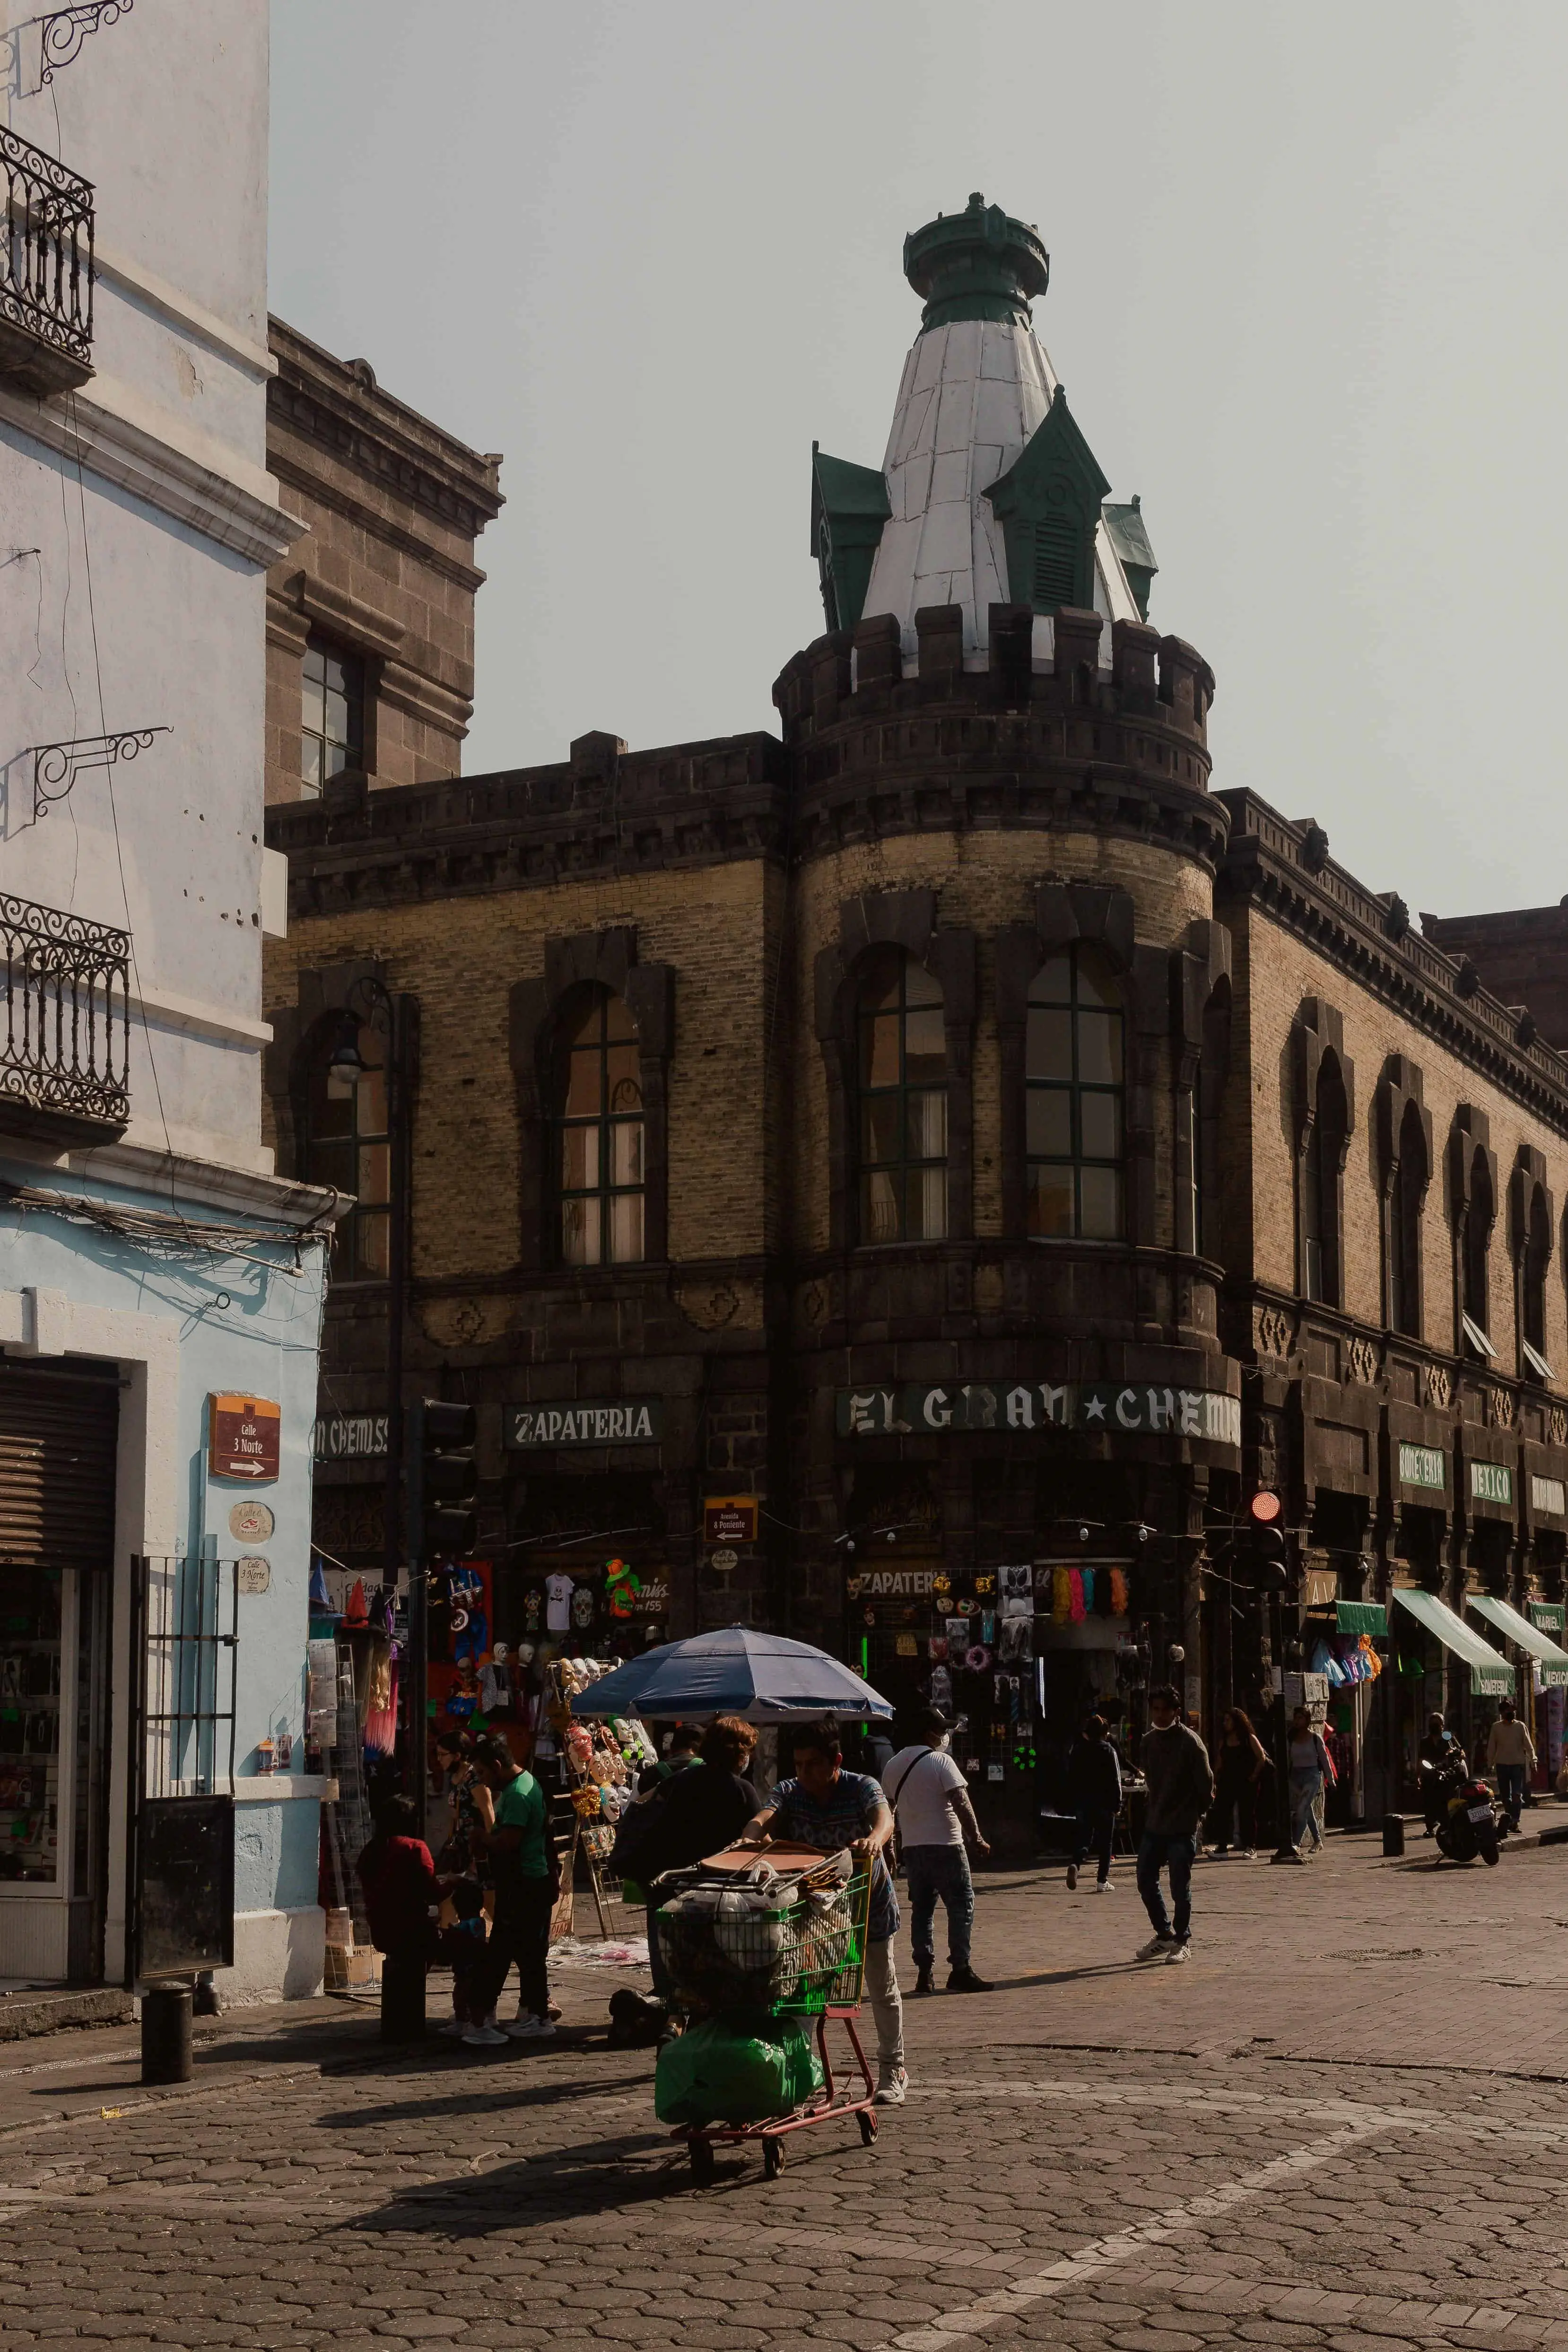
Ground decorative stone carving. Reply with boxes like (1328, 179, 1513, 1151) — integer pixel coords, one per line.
(801, 1280, 828, 1326)
(1421, 1362, 1452, 1410)
(677, 1282, 740, 1332)
(1256, 1305, 1292, 1360)
(1347, 1335, 1377, 1386)
(1489, 1387, 1515, 1431)
(419, 1297, 488, 1347)
(1551, 1405, 1568, 1447)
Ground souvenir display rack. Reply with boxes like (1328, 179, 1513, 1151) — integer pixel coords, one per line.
(541, 1655, 657, 1939)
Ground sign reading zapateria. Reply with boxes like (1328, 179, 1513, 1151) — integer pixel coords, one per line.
(836, 1383, 1241, 1446)
(507, 1400, 664, 1449)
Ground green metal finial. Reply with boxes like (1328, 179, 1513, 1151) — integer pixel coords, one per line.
(902, 192, 1050, 331)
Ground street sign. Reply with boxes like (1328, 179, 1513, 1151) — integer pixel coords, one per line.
(710, 1547, 739, 1574)
(208, 1394, 280, 1481)
(236, 1556, 271, 1594)
(228, 1500, 274, 1543)
(704, 1496, 758, 1546)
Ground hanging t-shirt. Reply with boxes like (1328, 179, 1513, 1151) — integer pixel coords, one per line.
(544, 1574, 575, 1631)
(882, 1745, 967, 1847)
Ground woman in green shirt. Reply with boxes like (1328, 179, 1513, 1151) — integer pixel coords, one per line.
(463, 1736, 558, 2049)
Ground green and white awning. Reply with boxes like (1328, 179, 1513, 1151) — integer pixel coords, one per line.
(1468, 1594, 1568, 1689)
(1392, 1587, 1515, 1696)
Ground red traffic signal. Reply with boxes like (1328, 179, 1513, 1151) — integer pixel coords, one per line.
(1249, 1490, 1282, 1524)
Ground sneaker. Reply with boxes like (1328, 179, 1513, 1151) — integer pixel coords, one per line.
(1211, 1844, 1229, 1857)
(506, 2015, 556, 2040)
(1165, 1939, 1191, 1964)
(1092, 1880, 1115, 1893)
(438, 2019, 467, 2038)
(913, 1965, 935, 1997)
(462, 2024, 508, 2047)
(946, 1966, 991, 1993)
(1136, 1935, 1174, 1961)
(1065, 1862, 1079, 1890)
(874, 2065, 908, 2107)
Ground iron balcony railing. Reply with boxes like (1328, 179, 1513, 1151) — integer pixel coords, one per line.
(0, 124, 94, 394)
(0, 894, 130, 1143)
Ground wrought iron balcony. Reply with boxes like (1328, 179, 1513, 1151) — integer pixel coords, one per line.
(0, 896, 130, 1145)
(0, 125, 94, 396)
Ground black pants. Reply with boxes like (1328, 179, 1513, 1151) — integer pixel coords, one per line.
(1211, 1766, 1257, 1848)
(472, 1881, 553, 2021)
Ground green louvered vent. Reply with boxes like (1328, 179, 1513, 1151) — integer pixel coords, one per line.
(1032, 514, 1079, 611)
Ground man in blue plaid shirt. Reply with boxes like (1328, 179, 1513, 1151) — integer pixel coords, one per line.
(740, 1719, 906, 2105)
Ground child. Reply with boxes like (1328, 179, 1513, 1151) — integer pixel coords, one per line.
(356, 1795, 440, 1964)
(438, 1878, 489, 2036)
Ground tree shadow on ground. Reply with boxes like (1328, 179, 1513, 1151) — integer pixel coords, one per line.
(341, 2128, 743, 2234)
(314, 2068, 650, 2131)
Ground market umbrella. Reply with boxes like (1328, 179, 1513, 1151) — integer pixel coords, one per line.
(566, 1626, 892, 1724)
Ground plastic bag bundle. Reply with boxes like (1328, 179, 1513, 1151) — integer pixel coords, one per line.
(655, 2016, 825, 2126)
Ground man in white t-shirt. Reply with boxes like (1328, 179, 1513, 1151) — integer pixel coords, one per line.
(882, 1707, 991, 1995)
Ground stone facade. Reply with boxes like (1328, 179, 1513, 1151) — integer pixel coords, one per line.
(264, 321, 504, 805)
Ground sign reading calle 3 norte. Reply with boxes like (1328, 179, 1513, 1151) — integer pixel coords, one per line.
(208, 1394, 280, 1481)
(836, 1382, 1241, 1446)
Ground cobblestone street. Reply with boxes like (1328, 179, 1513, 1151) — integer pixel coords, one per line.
(6, 1837, 1568, 2349)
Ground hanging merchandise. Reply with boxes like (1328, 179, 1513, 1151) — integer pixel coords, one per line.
(928, 1635, 949, 1663)
(1068, 1569, 1086, 1623)
(1053, 1568, 1071, 1625)
(945, 1616, 970, 1650)
(964, 1643, 992, 1673)
(479, 1646, 513, 1715)
(342, 1578, 369, 1629)
(999, 1612, 1033, 1665)
(980, 1611, 995, 1644)
(1357, 1633, 1383, 1680)
(545, 1572, 575, 1632)
(1080, 1567, 1096, 1614)
(1000, 1564, 1032, 1599)
(1109, 1568, 1129, 1616)
(604, 1558, 641, 1618)
(523, 1585, 544, 1633)
(308, 1559, 332, 1614)
(929, 1665, 953, 1709)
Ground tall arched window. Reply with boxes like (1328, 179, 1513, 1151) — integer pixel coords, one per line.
(856, 953, 948, 1243)
(1389, 1098, 1427, 1338)
(555, 991, 644, 1266)
(304, 1019, 389, 1279)
(1462, 1149, 1494, 1353)
(1524, 1188, 1552, 1376)
(1026, 948, 1124, 1239)
(1302, 1058, 1347, 1306)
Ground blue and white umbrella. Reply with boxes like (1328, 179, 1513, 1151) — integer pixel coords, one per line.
(567, 1626, 892, 1724)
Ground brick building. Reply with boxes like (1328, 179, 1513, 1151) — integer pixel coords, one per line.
(263, 196, 1568, 1845)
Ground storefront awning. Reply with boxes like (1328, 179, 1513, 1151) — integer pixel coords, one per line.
(1392, 1587, 1515, 1695)
(1467, 1594, 1568, 1689)
(1336, 1600, 1387, 1637)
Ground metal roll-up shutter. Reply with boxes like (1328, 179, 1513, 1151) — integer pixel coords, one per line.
(0, 1361, 120, 1573)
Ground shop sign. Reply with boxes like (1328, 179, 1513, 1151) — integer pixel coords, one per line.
(710, 1547, 739, 1574)
(704, 1496, 758, 1546)
(1398, 1442, 1446, 1493)
(634, 1577, 670, 1614)
(836, 1382, 1240, 1448)
(314, 1412, 388, 1462)
(208, 1394, 280, 1481)
(236, 1556, 271, 1595)
(506, 1400, 664, 1449)
(228, 1500, 273, 1543)
(846, 1568, 939, 1598)
(1532, 1475, 1567, 1519)
(1470, 1461, 1514, 1507)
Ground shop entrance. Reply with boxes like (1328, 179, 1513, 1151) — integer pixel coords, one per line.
(0, 1359, 119, 1986)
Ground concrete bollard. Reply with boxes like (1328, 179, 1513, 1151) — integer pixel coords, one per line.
(1382, 1812, 1405, 1858)
(141, 1982, 194, 2084)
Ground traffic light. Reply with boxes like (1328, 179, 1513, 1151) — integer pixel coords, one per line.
(410, 1398, 477, 1561)
(1247, 1489, 1288, 1591)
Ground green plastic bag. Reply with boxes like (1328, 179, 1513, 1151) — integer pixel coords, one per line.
(655, 2017, 824, 2126)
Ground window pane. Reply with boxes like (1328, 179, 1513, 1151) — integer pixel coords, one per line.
(323, 678, 350, 744)
(907, 1088, 947, 1163)
(355, 1207, 390, 1279)
(1028, 955, 1072, 1007)
(1026, 1086, 1072, 1158)
(905, 961, 943, 1008)
(1026, 1007, 1072, 1080)
(563, 1195, 601, 1266)
(861, 1013, 900, 1088)
(904, 1007, 946, 1080)
(356, 1063, 387, 1133)
(1080, 1090, 1122, 1162)
(1074, 954, 1120, 1011)
(860, 962, 902, 1016)
(610, 1190, 644, 1264)
(606, 1045, 641, 1106)
(610, 1118, 643, 1187)
(860, 1095, 901, 1168)
(357, 1141, 391, 1208)
(603, 993, 636, 1043)
(1076, 1010, 1122, 1084)
(862, 1170, 900, 1244)
(561, 1124, 600, 1193)
(565, 1047, 602, 1117)
(308, 1140, 356, 1194)
(1079, 1165, 1124, 1240)
(1028, 1167, 1074, 1237)
(909, 1165, 948, 1241)
(568, 998, 604, 1049)
(303, 642, 325, 692)
(314, 1083, 355, 1138)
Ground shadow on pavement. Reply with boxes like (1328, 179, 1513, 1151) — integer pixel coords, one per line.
(345, 2131, 700, 2234)
(315, 2068, 650, 2131)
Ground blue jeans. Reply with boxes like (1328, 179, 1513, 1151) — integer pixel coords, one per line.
(1073, 1804, 1116, 1884)
(1495, 1762, 1526, 1826)
(1289, 1772, 1324, 1849)
(1136, 1830, 1195, 1942)
(904, 1844, 974, 1971)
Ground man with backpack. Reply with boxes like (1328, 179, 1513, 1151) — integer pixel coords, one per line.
(882, 1707, 991, 1995)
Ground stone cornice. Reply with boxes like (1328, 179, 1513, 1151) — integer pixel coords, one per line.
(266, 447, 488, 593)
(1218, 790, 1568, 1134)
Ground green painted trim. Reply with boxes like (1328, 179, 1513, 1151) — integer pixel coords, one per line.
(983, 386, 1110, 618)
(811, 442, 890, 634)
(903, 192, 1049, 330)
(1336, 1600, 1386, 1637)
(1103, 497, 1158, 621)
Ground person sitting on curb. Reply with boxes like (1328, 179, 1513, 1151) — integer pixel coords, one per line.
(882, 1706, 992, 1995)
(1135, 1684, 1213, 1965)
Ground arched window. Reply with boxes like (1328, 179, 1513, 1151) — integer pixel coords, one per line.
(1026, 948, 1124, 1240)
(555, 991, 644, 1266)
(1389, 1098, 1428, 1339)
(1524, 1187, 1552, 1375)
(856, 953, 948, 1244)
(1462, 1149, 1494, 1353)
(304, 1019, 389, 1279)
(1302, 1058, 1347, 1306)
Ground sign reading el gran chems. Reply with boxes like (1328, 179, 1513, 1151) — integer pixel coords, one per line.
(836, 1382, 1240, 1447)
(314, 1412, 389, 1462)
(506, 1399, 664, 1449)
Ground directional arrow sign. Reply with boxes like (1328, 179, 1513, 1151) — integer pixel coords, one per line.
(209, 1394, 280, 1483)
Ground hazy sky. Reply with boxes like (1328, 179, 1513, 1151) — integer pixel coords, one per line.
(270, 1, 1568, 920)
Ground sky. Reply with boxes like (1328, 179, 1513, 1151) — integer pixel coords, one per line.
(269, 0, 1568, 921)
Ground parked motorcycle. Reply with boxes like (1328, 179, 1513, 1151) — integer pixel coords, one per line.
(1420, 1749, 1502, 1865)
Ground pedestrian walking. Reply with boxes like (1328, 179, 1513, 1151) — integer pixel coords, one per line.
(740, 1719, 908, 2105)
(1135, 1684, 1214, 1963)
(1064, 1714, 1122, 1892)
(634, 1716, 762, 1997)
(1208, 1708, 1269, 1855)
(1487, 1699, 1536, 1829)
(1287, 1705, 1333, 1855)
(463, 1735, 559, 2049)
(882, 1706, 992, 1993)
